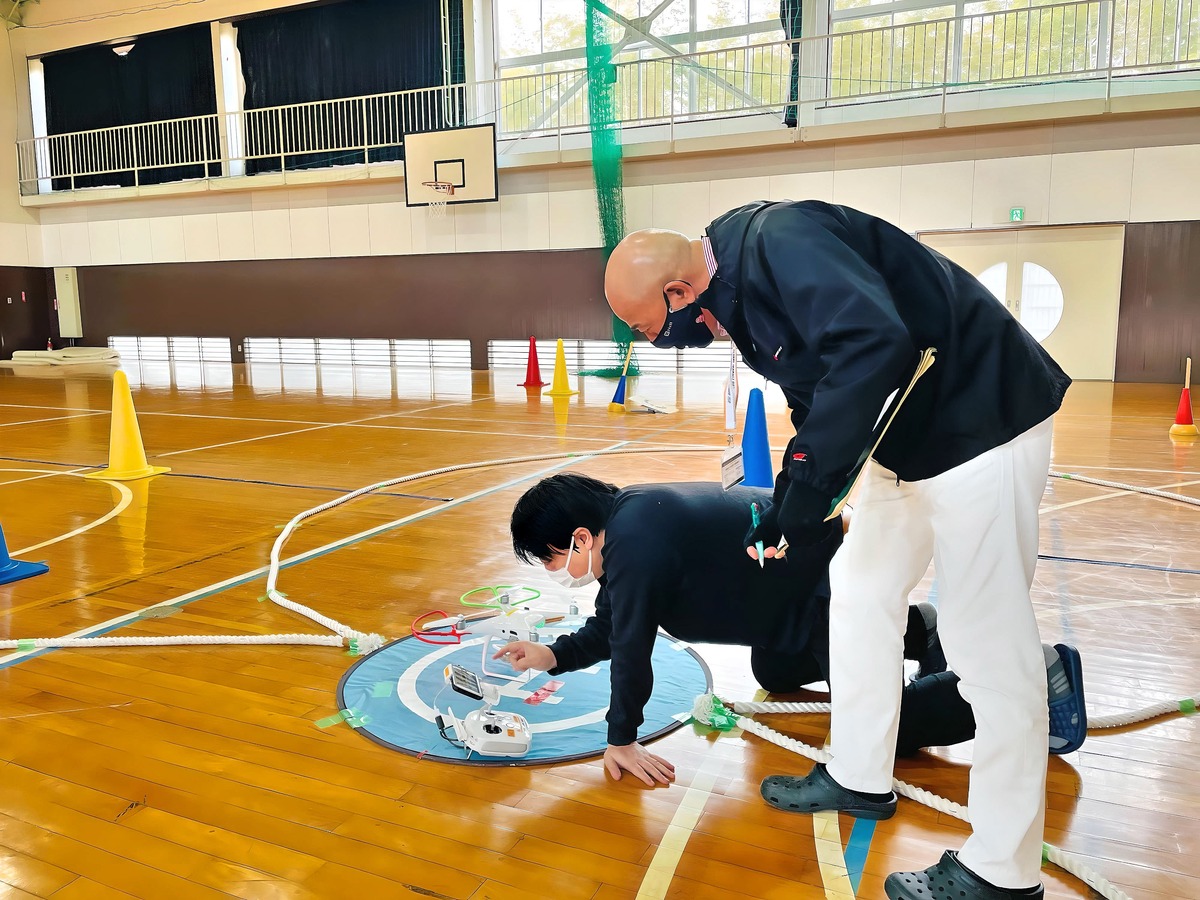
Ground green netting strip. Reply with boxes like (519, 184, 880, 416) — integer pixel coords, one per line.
(585, 3, 640, 379)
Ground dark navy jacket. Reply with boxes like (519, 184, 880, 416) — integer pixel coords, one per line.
(700, 201, 1072, 495)
(546, 483, 841, 746)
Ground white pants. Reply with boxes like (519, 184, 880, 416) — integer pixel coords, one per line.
(826, 417, 1053, 889)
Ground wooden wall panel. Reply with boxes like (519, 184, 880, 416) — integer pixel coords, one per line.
(1116, 222, 1200, 383)
(0, 265, 52, 355)
(75, 249, 613, 368)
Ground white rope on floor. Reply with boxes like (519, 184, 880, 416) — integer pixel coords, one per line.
(693, 694, 1135, 900)
(0, 445, 720, 655)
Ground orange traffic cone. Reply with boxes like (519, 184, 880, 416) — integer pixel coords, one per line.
(520, 336, 545, 388)
(1170, 357, 1198, 439)
(85, 371, 171, 481)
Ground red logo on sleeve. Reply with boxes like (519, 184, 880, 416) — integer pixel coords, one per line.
(792, 452, 807, 462)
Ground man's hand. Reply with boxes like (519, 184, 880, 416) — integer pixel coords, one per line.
(745, 501, 785, 562)
(604, 742, 676, 786)
(491, 640, 556, 672)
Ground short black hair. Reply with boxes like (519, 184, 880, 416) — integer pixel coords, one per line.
(511, 473, 619, 565)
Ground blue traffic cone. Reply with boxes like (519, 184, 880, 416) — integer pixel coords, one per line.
(741, 388, 774, 488)
(608, 373, 628, 413)
(0, 522, 49, 586)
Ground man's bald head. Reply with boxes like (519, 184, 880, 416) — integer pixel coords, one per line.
(604, 229, 709, 341)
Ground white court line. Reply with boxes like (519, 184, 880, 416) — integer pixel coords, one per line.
(0, 466, 91, 488)
(1036, 595, 1200, 618)
(0, 412, 106, 429)
(636, 761, 722, 899)
(155, 411, 406, 458)
(0, 469, 134, 556)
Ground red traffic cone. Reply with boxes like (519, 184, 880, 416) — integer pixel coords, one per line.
(1170, 357, 1198, 439)
(520, 337, 545, 388)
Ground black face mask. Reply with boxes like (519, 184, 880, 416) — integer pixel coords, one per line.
(652, 290, 714, 349)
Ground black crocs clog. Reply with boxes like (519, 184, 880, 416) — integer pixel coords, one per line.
(885, 850, 1044, 899)
(760, 762, 897, 819)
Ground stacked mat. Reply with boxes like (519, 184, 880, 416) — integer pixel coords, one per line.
(3, 347, 121, 367)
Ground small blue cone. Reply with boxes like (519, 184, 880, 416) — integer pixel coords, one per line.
(608, 374, 628, 412)
(741, 388, 774, 488)
(0, 523, 49, 586)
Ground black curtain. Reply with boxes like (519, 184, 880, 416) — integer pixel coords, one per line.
(780, 0, 802, 127)
(43, 24, 219, 190)
(237, 0, 466, 174)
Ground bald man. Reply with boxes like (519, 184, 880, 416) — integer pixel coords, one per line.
(604, 201, 1071, 900)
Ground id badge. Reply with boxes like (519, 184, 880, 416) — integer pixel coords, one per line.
(721, 443, 745, 490)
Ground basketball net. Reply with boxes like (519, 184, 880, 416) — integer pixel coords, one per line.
(423, 181, 454, 219)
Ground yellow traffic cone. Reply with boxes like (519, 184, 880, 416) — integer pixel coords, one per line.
(85, 371, 170, 482)
(544, 339, 578, 397)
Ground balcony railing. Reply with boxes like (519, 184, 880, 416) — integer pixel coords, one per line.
(17, 0, 1199, 196)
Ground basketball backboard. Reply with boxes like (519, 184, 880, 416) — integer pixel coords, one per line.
(403, 123, 498, 208)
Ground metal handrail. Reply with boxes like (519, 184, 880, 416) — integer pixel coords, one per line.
(16, 0, 1199, 195)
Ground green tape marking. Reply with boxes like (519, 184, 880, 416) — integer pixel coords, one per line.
(17, 639, 36, 651)
(1181, 698, 1196, 714)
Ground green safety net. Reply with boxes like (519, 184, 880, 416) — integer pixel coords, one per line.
(579, 3, 640, 379)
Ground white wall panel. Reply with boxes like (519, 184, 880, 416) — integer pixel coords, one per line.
(651, 181, 711, 235)
(118, 218, 154, 264)
(972, 155, 1052, 227)
(289, 206, 331, 258)
(150, 216, 186, 263)
(182, 213, 220, 262)
(327, 204, 371, 258)
(253, 208, 292, 259)
(499, 192, 550, 251)
(87, 220, 121, 265)
(1130, 145, 1200, 222)
(900, 161, 974, 232)
(216, 210, 255, 260)
(832, 166, 902, 225)
(1048, 150, 1134, 224)
(367, 202, 412, 256)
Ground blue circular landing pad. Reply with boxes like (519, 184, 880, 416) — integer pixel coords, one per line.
(337, 633, 711, 766)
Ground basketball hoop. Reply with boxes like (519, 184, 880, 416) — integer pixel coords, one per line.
(422, 180, 455, 219)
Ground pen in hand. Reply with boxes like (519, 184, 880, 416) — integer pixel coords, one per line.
(750, 502, 765, 568)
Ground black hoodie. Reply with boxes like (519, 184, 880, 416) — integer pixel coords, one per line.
(699, 200, 1071, 495)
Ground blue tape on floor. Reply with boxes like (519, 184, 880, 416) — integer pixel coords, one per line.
(844, 817, 876, 895)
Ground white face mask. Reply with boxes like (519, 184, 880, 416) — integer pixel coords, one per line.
(547, 536, 596, 589)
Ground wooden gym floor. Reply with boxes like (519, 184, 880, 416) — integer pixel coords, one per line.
(0, 360, 1197, 900)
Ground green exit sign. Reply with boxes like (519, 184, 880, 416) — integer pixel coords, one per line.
(1010, 207, 1025, 222)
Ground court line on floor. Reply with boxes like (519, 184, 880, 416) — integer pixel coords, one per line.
(0, 441, 642, 670)
(0, 469, 134, 556)
(635, 761, 722, 899)
(0, 412, 107, 429)
(153, 411, 408, 458)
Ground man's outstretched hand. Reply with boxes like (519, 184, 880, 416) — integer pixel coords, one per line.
(491, 640, 557, 672)
(604, 742, 676, 786)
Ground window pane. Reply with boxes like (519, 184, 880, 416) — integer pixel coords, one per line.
(497, 0, 541, 57)
(978, 262, 1008, 305)
(648, 0, 693, 36)
(1020, 262, 1064, 341)
(542, 0, 587, 53)
(749, 0, 782, 23)
(698, 0, 751, 31)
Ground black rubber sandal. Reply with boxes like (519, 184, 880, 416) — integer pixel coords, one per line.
(760, 762, 897, 819)
(885, 850, 1044, 899)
